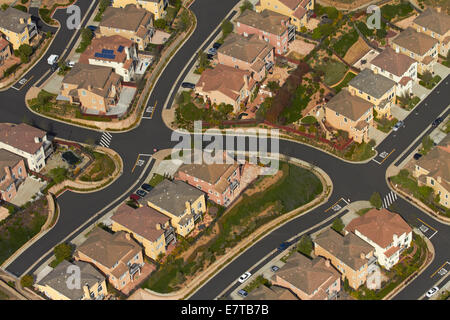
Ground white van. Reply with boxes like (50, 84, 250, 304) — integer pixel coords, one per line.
(47, 54, 59, 65)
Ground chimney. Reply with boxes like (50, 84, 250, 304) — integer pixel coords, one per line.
(19, 18, 24, 24)
(34, 136, 40, 143)
(88, 85, 93, 91)
(350, 89, 355, 96)
(244, 75, 249, 88)
(325, 259, 331, 268)
(155, 223, 161, 230)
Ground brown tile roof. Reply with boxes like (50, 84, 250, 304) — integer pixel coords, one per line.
(100, 4, 153, 33)
(0, 37, 9, 50)
(314, 229, 373, 270)
(196, 64, 252, 101)
(178, 162, 239, 188)
(399, 76, 413, 86)
(245, 285, 298, 300)
(384, 246, 400, 258)
(345, 208, 412, 248)
(392, 27, 438, 56)
(273, 252, 340, 297)
(279, 0, 303, 10)
(292, 5, 307, 19)
(218, 33, 273, 64)
(111, 203, 169, 242)
(413, 7, 450, 36)
(0, 149, 22, 181)
(236, 9, 289, 36)
(326, 89, 373, 121)
(355, 120, 368, 131)
(416, 144, 450, 183)
(63, 64, 121, 98)
(79, 35, 134, 65)
(422, 55, 434, 65)
(76, 227, 142, 270)
(0, 123, 46, 155)
(371, 47, 416, 77)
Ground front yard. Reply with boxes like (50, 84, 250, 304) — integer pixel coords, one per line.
(79, 151, 116, 182)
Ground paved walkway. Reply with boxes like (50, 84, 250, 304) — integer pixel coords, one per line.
(433, 63, 450, 79)
(391, 104, 410, 121)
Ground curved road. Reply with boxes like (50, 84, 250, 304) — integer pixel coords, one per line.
(1, 0, 449, 301)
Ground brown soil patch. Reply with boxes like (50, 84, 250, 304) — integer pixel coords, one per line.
(344, 37, 371, 65)
(244, 169, 283, 197)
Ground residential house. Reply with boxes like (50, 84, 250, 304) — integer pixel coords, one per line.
(235, 9, 295, 55)
(369, 46, 418, 96)
(75, 227, 145, 291)
(0, 149, 27, 202)
(0, 123, 53, 172)
(111, 203, 176, 260)
(176, 162, 243, 207)
(0, 7, 37, 50)
(112, 0, 167, 20)
(413, 135, 450, 208)
(348, 68, 396, 118)
(391, 27, 439, 73)
(195, 64, 255, 113)
(412, 7, 450, 56)
(314, 228, 376, 290)
(216, 33, 274, 81)
(99, 4, 154, 50)
(35, 260, 107, 300)
(271, 252, 341, 300)
(138, 179, 206, 237)
(255, 0, 315, 30)
(60, 64, 122, 115)
(245, 285, 298, 300)
(79, 35, 138, 82)
(323, 89, 374, 143)
(0, 37, 11, 66)
(345, 208, 413, 270)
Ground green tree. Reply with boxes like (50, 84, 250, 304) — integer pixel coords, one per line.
(331, 218, 345, 234)
(421, 135, 434, 155)
(17, 44, 33, 63)
(197, 51, 210, 70)
(421, 70, 433, 85)
(154, 18, 167, 29)
(20, 275, 34, 288)
(370, 192, 382, 209)
(239, 0, 253, 13)
(221, 20, 233, 39)
(266, 81, 280, 93)
(54, 243, 73, 262)
(376, 27, 387, 39)
(297, 234, 313, 257)
(177, 9, 190, 31)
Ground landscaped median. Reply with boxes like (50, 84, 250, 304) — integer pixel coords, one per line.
(128, 154, 332, 300)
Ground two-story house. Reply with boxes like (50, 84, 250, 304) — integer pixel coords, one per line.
(271, 252, 341, 300)
(0, 37, 12, 66)
(345, 208, 413, 270)
(324, 89, 374, 143)
(235, 9, 295, 55)
(79, 35, 138, 82)
(314, 228, 377, 290)
(216, 33, 274, 81)
(413, 135, 449, 208)
(369, 46, 418, 96)
(391, 27, 439, 74)
(412, 7, 450, 57)
(0, 7, 37, 50)
(195, 64, 256, 113)
(111, 203, 176, 260)
(35, 260, 107, 300)
(348, 68, 396, 119)
(75, 227, 145, 291)
(0, 123, 53, 172)
(138, 179, 206, 237)
(112, 0, 167, 20)
(0, 149, 27, 202)
(255, 0, 315, 30)
(99, 4, 154, 51)
(60, 64, 122, 115)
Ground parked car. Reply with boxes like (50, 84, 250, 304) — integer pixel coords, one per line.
(181, 82, 195, 89)
(51, 63, 58, 72)
(212, 42, 221, 50)
(207, 47, 217, 55)
(206, 53, 214, 60)
(238, 272, 251, 283)
(432, 117, 444, 127)
(130, 194, 140, 201)
(66, 60, 76, 67)
(277, 241, 290, 252)
(141, 183, 153, 192)
(271, 265, 280, 272)
(237, 289, 248, 298)
(47, 54, 59, 65)
(392, 120, 405, 131)
(413, 153, 423, 160)
(425, 286, 439, 298)
(136, 189, 147, 197)
(87, 25, 97, 33)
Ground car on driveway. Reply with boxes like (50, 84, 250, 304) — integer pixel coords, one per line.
(136, 189, 147, 197)
(392, 120, 405, 131)
(87, 25, 97, 33)
(425, 286, 439, 298)
(271, 265, 280, 272)
(141, 183, 153, 192)
(238, 272, 251, 283)
(432, 117, 444, 127)
(207, 47, 217, 55)
(181, 82, 195, 89)
(413, 153, 422, 160)
(206, 53, 214, 60)
(212, 42, 221, 50)
(237, 289, 248, 298)
(130, 194, 140, 201)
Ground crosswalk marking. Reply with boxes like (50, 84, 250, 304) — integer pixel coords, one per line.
(382, 191, 397, 209)
(99, 132, 113, 148)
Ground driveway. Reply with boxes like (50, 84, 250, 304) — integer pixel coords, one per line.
(10, 177, 47, 207)
(412, 82, 431, 100)
(391, 104, 410, 121)
(42, 74, 64, 95)
(433, 63, 450, 79)
(368, 126, 388, 146)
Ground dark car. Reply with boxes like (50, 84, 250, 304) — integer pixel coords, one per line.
(51, 63, 58, 72)
(277, 241, 290, 251)
(181, 82, 195, 89)
(271, 265, 280, 272)
(87, 25, 97, 33)
(206, 53, 214, 60)
(432, 117, 444, 127)
(212, 42, 221, 50)
(141, 183, 153, 192)
(130, 194, 140, 201)
(237, 289, 248, 298)
(413, 153, 423, 160)
(207, 47, 217, 55)
(136, 189, 147, 197)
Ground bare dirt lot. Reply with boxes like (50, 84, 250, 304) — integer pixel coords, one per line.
(344, 37, 371, 65)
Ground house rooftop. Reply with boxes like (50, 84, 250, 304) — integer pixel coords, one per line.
(392, 27, 438, 56)
(0, 149, 23, 181)
(79, 35, 134, 65)
(370, 46, 416, 77)
(413, 7, 450, 36)
(325, 89, 373, 121)
(416, 142, 450, 183)
(348, 68, 396, 99)
(100, 4, 153, 33)
(218, 33, 273, 64)
(0, 123, 46, 155)
(0, 7, 31, 34)
(236, 9, 289, 36)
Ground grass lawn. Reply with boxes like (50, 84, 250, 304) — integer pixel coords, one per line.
(79, 152, 116, 182)
(332, 72, 357, 93)
(243, 275, 270, 293)
(316, 59, 348, 86)
(356, 207, 372, 216)
(0, 289, 10, 300)
(419, 75, 442, 89)
(375, 117, 398, 133)
(148, 174, 165, 187)
(332, 30, 359, 57)
(343, 142, 376, 161)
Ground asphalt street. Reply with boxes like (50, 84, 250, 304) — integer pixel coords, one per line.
(0, 0, 449, 301)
